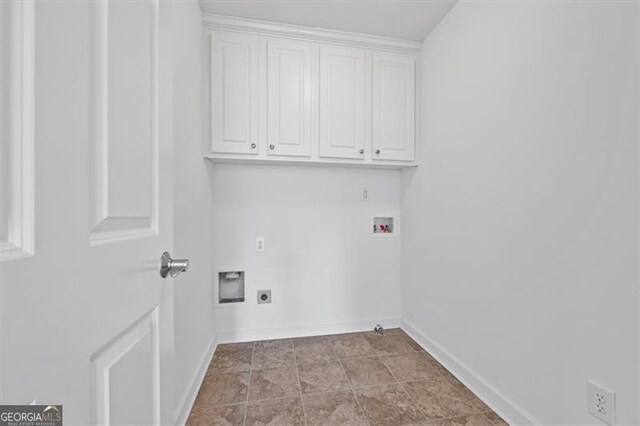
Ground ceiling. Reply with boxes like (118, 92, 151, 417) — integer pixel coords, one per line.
(198, 1, 458, 42)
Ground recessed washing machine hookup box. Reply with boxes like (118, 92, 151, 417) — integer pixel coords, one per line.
(373, 217, 394, 235)
(218, 271, 245, 304)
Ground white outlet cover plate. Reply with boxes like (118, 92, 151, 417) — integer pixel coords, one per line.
(256, 237, 265, 252)
(587, 379, 615, 425)
(360, 187, 369, 201)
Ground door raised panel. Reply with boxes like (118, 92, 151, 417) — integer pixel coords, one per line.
(267, 39, 312, 157)
(319, 46, 366, 160)
(91, 308, 160, 425)
(211, 32, 258, 155)
(90, 0, 159, 245)
(372, 53, 415, 161)
(0, 0, 34, 261)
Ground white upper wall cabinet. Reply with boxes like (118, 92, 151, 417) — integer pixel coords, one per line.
(372, 52, 415, 162)
(319, 46, 366, 160)
(205, 15, 419, 168)
(211, 32, 259, 155)
(267, 39, 313, 157)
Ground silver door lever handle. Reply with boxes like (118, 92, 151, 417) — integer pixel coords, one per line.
(160, 251, 189, 278)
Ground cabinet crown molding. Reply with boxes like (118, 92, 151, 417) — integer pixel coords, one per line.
(203, 13, 422, 54)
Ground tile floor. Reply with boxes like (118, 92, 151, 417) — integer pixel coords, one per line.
(187, 329, 508, 426)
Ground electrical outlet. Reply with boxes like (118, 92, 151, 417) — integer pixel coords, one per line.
(257, 290, 271, 304)
(256, 237, 265, 252)
(360, 187, 369, 201)
(587, 380, 615, 425)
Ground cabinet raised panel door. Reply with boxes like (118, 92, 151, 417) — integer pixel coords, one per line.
(372, 53, 415, 161)
(267, 39, 312, 157)
(211, 32, 259, 155)
(319, 46, 366, 160)
(207, 26, 416, 167)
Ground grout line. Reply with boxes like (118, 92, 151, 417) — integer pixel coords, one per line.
(374, 354, 400, 384)
(244, 394, 307, 404)
(295, 386, 352, 397)
(332, 333, 371, 426)
(376, 354, 399, 384)
(292, 342, 308, 426)
(208, 401, 247, 408)
(337, 380, 398, 391)
(379, 351, 431, 424)
(242, 341, 256, 426)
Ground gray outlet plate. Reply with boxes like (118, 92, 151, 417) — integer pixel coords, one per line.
(257, 290, 271, 304)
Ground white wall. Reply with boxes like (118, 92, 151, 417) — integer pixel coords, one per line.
(402, 2, 639, 424)
(211, 164, 402, 342)
(172, 1, 217, 422)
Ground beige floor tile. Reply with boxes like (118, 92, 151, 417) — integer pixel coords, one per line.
(254, 338, 293, 350)
(303, 390, 368, 425)
(437, 370, 491, 413)
(187, 403, 246, 426)
(297, 360, 350, 394)
(195, 371, 249, 407)
(245, 397, 305, 426)
(386, 329, 424, 352)
(294, 340, 338, 364)
(484, 411, 508, 425)
(382, 353, 440, 382)
(216, 342, 255, 353)
(341, 357, 396, 388)
(293, 335, 330, 345)
(328, 332, 364, 341)
(362, 333, 416, 356)
(253, 345, 296, 370)
(331, 335, 377, 359)
(402, 378, 479, 420)
(419, 352, 449, 375)
(355, 384, 427, 426)
(208, 348, 253, 373)
(249, 366, 300, 401)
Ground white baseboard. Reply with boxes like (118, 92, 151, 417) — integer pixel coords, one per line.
(401, 319, 540, 426)
(174, 333, 218, 425)
(217, 318, 401, 343)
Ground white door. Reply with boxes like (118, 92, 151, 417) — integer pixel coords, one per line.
(319, 46, 366, 160)
(211, 31, 259, 155)
(267, 39, 312, 157)
(1, 1, 178, 425)
(372, 52, 415, 162)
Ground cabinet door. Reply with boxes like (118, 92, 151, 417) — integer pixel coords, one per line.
(267, 39, 312, 157)
(372, 53, 415, 161)
(211, 32, 259, 155)
(319, 46, 366, 160)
